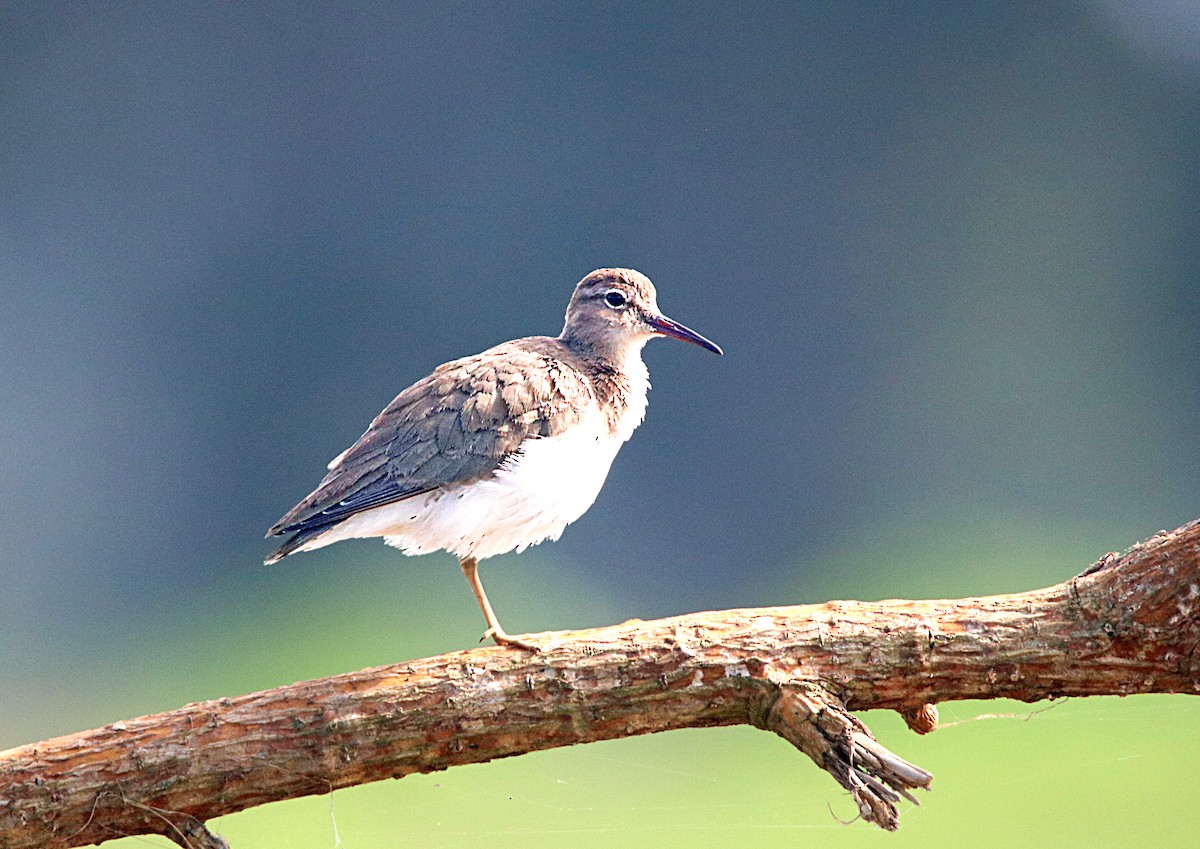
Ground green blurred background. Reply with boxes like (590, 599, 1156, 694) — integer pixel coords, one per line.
(2, 2, 1198, 846)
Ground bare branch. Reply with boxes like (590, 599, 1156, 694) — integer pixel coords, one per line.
(2, 519, 1198, 847)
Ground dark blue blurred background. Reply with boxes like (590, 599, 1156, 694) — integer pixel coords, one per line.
(2, 2, 1198, 817)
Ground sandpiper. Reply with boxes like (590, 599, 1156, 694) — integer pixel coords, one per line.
(266, 268, 722, 649)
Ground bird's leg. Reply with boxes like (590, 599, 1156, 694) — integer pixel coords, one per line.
(459, 556, 539, 651)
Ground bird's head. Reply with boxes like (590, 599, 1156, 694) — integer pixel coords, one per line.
(560, 268, 723, 357)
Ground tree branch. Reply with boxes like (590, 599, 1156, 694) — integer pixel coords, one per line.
(3, 519, 1198, 847)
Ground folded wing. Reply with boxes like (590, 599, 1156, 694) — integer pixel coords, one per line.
(265, 338, 594, 561)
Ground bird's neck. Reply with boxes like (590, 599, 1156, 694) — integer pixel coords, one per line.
(559, 334, 651, 441)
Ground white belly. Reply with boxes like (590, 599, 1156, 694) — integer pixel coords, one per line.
(309, 415, 626, 560)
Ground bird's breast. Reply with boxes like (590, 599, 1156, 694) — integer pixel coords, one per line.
(488, 413, 625, 532)
(596, 350, 650, 443)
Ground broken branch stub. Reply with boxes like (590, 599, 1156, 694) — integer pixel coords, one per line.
(763, 682, 932, 830)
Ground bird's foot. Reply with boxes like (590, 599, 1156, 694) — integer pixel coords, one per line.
(480, 627, 541, 651)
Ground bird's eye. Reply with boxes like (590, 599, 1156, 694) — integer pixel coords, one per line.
(603, 290, 628, 309)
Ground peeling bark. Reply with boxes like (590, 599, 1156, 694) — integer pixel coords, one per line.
(2, 519, 1198, 848)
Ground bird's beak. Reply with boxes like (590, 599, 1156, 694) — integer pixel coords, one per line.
(644, 313, 723, 355)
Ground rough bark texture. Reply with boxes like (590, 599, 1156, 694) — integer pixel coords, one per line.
(2, 519, 1198, 848)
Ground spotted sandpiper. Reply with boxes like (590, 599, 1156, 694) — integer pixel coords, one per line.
(266, 268, 722, 649)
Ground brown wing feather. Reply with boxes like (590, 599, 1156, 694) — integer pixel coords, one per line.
(266, 337, 595, 542)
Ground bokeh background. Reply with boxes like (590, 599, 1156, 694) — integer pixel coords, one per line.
(3, 2, 1199, 847)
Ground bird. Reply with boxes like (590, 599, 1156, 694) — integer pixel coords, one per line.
(265, 268, 722, 649)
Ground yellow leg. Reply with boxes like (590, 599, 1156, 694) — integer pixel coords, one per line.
(459, 557, 538, 651)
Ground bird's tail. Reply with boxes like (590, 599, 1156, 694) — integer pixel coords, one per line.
(263, 522, 336, 565)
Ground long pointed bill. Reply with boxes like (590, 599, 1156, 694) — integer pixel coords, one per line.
(644, 313, 723, 355)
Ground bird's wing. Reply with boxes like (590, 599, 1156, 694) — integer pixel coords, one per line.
(266, 338, 594, 541)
